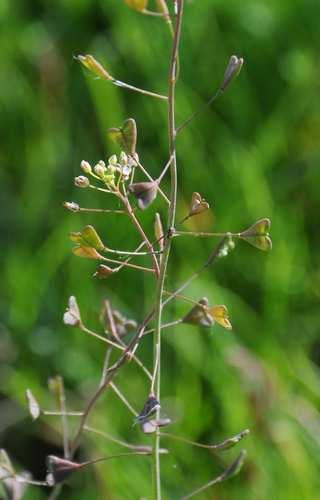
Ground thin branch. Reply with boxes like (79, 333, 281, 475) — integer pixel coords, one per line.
(57, 377, 70, 459)
(84, 426, 152, 451)
(43, 410, 84, 417)
(135, 159, 170, 205)
(176, 88, 222, 135)
(117, 191, 160, 277)
(110, 382, 138, 417)
(112, 79, 168, 101)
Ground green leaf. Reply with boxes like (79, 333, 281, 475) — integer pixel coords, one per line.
(107, 118, 137, 155)
(240, 218, 272, 251)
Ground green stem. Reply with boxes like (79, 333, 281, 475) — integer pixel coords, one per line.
(152, 2, 185, 499)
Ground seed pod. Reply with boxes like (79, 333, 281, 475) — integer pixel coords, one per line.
(124, 0, 148, 11)
(107, 118, 137, 155)
(63, 296, 81, 326)
(93, 264, 115, 279)
(240, 218, 272, 251)
(128, 181, 158, 210)
(46, 456, 82, 486)
(183, 298, 213, 327)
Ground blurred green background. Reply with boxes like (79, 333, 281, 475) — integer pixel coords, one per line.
(1, 0, 320, 498)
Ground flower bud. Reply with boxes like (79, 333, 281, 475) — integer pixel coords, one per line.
(119, 151, 128, 166)
(63, 201, 80, 212)
(74, 176, 90, 188)
(94, 163, 107, 177)
(108, 154, 117, 165)
(80, 160, 92, 174)
(220, 55, 244, 92)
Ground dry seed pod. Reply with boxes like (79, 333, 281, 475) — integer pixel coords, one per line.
(182, 298, 213, 327)
(107, 118, 137, 155)
(128, 181, 158, 210)
(240, 218, 272, 251)
(72, 246, 103, 260)
(63, 296, 81, 326)
(93, 264, 115, 279)
(135, 395, 160, 424)
(183, 192, 210, 222)
(46, 456, 82, 486)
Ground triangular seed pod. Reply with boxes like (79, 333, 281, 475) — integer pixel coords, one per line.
(182, 298, 213, 327)
(93, 264, 115, 279)
(46, 455, 82, 486)
(124, 0, 148, 11)
(107, 118, 137, 155)
(72, 246, 103, 260)
(128, 181, 158, 210)
(154, 213, 164, 251)
(63, 296, 81, 326)
(135, 396, 160, 424)
(240, 218, 272, 251)
(207, 305, 232, 330)
(70, 225, 105, 251)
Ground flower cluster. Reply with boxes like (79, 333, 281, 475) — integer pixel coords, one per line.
(74, 152, 138, 190)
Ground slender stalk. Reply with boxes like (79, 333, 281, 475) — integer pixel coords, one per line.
(43, 410, 84, 417)
(100, 255, 156, 273)
(176, 88, 222, 135)
(112, 79, 167, 101)
(151, 3, 184, 499)
(174, 230, 239, 238)
(117, 192, 160, 277)
(133, 159, 170, 205)
(57, 377, 70, 459)
(84, 426, 152, 451)
(110, 382, 138, 416)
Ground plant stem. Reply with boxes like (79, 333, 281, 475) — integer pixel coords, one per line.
(152, 2, 184, 499)
(113, 79, 168, 101)
(118, 192, 160, 277)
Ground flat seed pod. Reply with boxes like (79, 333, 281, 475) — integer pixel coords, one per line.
(183, 298, 213, 327)
(63, 296, 81, 326)
(70, 225, 104, 251)
(72, 246, 103, 260)
(240, 218, 272, 251)
(128, 181, 158, 210)
(107, 118, 137, 155)
(46, 456, 82, 486)
(93, 264, 115, 279)
(207, 305, 232, 330)
(124, 0, 148, 11)
(220, 55, 244, 92)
